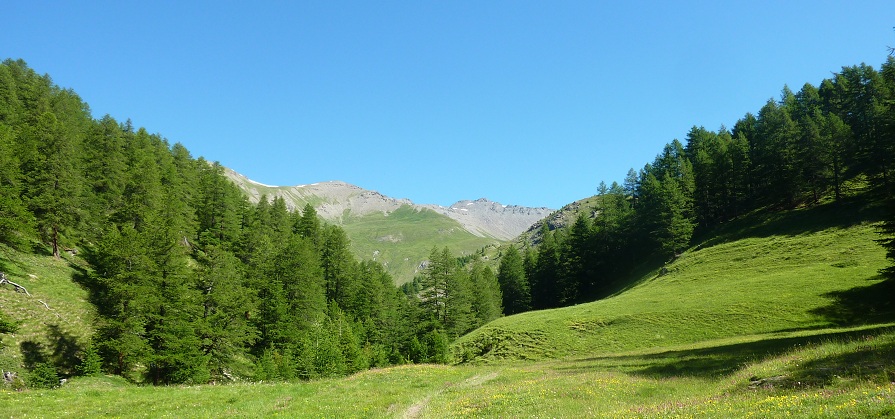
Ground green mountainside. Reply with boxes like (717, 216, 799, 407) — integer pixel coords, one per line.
(3, 194, 894, 417)
(223, 168, 551, 283)
(454, 197, 893, 362)
(2, 50, 895, 416)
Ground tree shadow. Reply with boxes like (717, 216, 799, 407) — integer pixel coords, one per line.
(47, 324, 82, 376)
(19, 324, 84, 377)
(557, 325, 895, 383)
(68, 256, 115, 318)
(781, 335, 895, 387)
(809, 279, 895, 326)
(697, 196, 885, 248)
(20, 340, 47, 369)
(29, 241, 52, 257)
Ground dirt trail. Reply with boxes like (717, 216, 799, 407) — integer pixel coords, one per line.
(401, 372, 499, 419)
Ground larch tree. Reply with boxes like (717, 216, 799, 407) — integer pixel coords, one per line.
(497, 246, 530, 315)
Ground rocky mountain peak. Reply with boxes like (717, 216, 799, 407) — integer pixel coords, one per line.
(224, 168, 554, 240)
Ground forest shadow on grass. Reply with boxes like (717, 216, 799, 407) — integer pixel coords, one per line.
(20, 324, 84, 377)
(810, 278, 895, 326)
(68, 257, 114, 319)
(557, 324, 895, 386)
(698, 195, 885, 248)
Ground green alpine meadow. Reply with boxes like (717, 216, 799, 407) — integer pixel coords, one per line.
(2, 45, 895, 417)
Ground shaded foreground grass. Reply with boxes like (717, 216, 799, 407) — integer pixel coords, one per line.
(2, 325, 894, 417)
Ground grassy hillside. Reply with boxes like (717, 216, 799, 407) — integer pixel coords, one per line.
(226, 168, 503, 283)
(0, 244, 94, 377)
(454, 198, 892, 362)
(342, 206, 500, 284)
(2, 198, 894, 417)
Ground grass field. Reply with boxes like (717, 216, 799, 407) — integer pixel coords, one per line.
(1, 198, 894, 417)
(2, 326, 893, 417)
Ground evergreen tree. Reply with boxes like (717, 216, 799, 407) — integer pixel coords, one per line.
(80, 115, 127, 236)
(196, 162, 244, 249)
(0, 125, 33, 247)
(443, 260, 474, 338)
(420, 247, 451, 322)
(320, 225, 357, 311)
(468, 260, 502, 325)
(24, 111, 83, 257)
(275, 235, 327, 329)
(296, 203, 321, 246)
(531, 223, 561, 309)
(194, 246, 258, 380)
(497, 246, 530, 314)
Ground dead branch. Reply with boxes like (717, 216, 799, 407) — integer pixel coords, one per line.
(0, 272, 31, 296)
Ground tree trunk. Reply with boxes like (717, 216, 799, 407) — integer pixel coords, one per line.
(52, 226, 60, 259)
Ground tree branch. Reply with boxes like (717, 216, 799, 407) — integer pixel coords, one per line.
(0, 272, 31, 296)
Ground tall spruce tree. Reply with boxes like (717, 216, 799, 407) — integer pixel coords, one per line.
(531, 223, 561, 309)
(497, 246, 530, 314)
(468, 260, 502, 326)
(25, 111, 83, 257)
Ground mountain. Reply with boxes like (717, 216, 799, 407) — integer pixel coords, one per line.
(224, 168, 554, 282)
(515, 194, 602, 245)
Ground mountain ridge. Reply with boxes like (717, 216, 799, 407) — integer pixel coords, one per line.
(224, 167, 555, 282)
(224, 168, 554, 241)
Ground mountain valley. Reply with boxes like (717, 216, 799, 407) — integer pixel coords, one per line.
(224, 167, 554, 282)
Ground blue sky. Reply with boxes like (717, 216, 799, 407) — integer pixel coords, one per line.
(5, 1, 894, 209)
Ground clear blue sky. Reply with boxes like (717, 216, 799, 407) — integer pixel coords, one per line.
(5, 1, 894, 209)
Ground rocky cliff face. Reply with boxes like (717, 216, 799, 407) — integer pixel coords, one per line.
(421, 199, 554, 241)
(225, 168, 554, 241)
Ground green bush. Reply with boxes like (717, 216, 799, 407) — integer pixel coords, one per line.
(28, 362, 59, 389)
(77, 344, 103, 376)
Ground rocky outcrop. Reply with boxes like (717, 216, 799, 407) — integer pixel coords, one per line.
(420, 198, 553, 240)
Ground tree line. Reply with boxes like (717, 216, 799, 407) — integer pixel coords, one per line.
(0, 59, 501, 385)
(495, 56, 895, 312)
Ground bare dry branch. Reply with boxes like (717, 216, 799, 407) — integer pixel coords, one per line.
(0, 272, 31, 296)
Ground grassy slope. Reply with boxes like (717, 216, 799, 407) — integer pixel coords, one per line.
(342, 206, 500, 284)
(0, 244, 94, 375)
(2, 198, 895, 417)
(230, 169, 502, 283)
(454, 198, 890, 362)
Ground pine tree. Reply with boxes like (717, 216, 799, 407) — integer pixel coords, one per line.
(0, 125, 33, 247)
(277, 235, 327, 329)
(194, 245, 258, 380)
(196, 162, 244, 249)
(420, 247, 451, 322)
(497, 246, 530, 315)
(443, 261, 474, 338)
(320, 225, 358, 311)
(469, 260, 501, 325)
(531, 223, 561, 309)
(296, 203, 321, 246)
(24, 111, 83, 257)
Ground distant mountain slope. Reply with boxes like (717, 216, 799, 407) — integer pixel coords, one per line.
(224, 168, 554, 282)
(515, 194, 601, 245)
